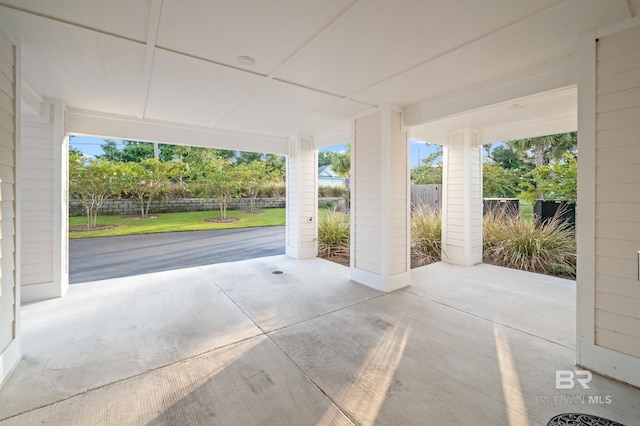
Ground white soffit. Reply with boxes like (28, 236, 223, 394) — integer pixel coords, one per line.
(0, 0, 151, 41)
(411, 87, 577, 145)
(144, 49, 264, 126)
(216, 79, 338, 135)
(156, 0, 356, 75)
(274, 0, 561, 96)
(274, 98, 371, 141)
(0, 8, 146, 116)
(0, 0, 634, 146)
(351, 0, 632, 106)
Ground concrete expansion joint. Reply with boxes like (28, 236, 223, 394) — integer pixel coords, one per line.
(428, 298, 575, 350)
(0, 333, 265, 423)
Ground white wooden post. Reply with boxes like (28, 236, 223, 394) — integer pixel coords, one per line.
(285, 135, 318, 259)
(441, 128, 483, 266)
(350, 105, 410, 292)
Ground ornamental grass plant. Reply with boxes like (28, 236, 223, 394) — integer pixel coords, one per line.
(410, 205, 442, 267)
(483, 206, 576, 277)
(317, 207, 350, 258)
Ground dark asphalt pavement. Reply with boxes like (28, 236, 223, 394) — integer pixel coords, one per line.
(69, 226, 285, 284)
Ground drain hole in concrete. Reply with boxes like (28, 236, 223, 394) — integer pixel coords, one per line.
(272, 270, 284, 275)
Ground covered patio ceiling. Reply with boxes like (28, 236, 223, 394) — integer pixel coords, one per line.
(1, 0, 636, 149)
(411, 86, 577, 145)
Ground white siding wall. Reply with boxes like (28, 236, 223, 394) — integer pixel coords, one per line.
(351, 107, 409, 292)
(20, 119, 54, 286)
(0, 26, 18, 385)
(388, 111, 409, 275)
(594, 25, 640, 359)
(442, 129, 482, 266)
(353, 112, 382, 274)
(285, 135, 317, 258)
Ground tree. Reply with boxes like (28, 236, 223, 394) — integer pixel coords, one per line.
(490, 145, 527, 170)
(329, 146, 351, 207)
(411, 145, 443, 184)
(318, 151, 333, 167)
(189, 157, 242, 220)
(508, 132, 576, 168)
(123, 158, 187, 217)
(69, 155, 126, 227)
(237, 161, 282, 213)
(519, 153, 577, 203)
(482, 162, 522, 198)
(69, 146, 84, 156)
(99, 139, 124, 162)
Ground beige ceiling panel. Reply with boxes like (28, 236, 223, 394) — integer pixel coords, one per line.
(274, 0, 560, 96)
(0, 9, 146, 116)
(216, 80, 338, 134)
(144, 49, 265, 126)
(351, 0, 630, 107)
(0, 0, 152, 41)
(274, 99, 371, 137)
(156, 0, 355, 75)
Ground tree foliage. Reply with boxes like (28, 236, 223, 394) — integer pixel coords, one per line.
(188, 157, 242, 220)
(123, 159, 187, 218)
(519, 153, 577, 203)
(508, 132, 576, 168)
(237, 161, 282, 213)
(411, 145, 443, 185)
(69, 155, 127, 227)
(482, 163, 522, 198)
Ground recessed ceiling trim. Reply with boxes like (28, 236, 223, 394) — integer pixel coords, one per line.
(265, 0, 364, 79)
(138, 0, 164, 119)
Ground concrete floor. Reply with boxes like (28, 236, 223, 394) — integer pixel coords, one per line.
(1, 256, 639, 425)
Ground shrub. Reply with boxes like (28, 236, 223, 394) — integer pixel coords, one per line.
(318, 185, 345, 197)
(318, 208, 350, 258)
(411, 205, 442, 266)
(483, 207, 576, 277)
(330, 186, 346, 197)
(260, 183, 286, 198)
(319, 199, 335, 209)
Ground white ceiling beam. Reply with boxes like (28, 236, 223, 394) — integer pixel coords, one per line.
(67, 109, 289, 155)
(403, 55, 578, 128)
(20, 79, 44, 118)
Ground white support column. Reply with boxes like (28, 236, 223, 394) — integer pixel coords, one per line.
(285, 135, 318, 259)
(441, 128, 483, 266)
(20, 99, 69, 303)
(350, 105, 410, 292)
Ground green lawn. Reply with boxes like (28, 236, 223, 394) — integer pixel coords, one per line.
(520, 201, 534, 222)
(69, 209, 286, 239)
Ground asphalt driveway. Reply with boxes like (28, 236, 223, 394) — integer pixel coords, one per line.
(69, 226, 285, 284)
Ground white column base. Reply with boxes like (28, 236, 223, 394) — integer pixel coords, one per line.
(21, 280, 69, 304)
(350, 267, 409, 293)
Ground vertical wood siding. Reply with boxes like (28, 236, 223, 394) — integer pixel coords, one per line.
(0, 28, 16, 353)
(594, 25, 640, 358)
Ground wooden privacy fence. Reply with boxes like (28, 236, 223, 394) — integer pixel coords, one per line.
(411, 184, 442, 210)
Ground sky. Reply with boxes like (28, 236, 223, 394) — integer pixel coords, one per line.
(70, 135, 441, 168)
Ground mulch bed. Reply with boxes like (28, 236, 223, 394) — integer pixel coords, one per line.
(69, 225, 117, 233)
(204, 217, 241, 223)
